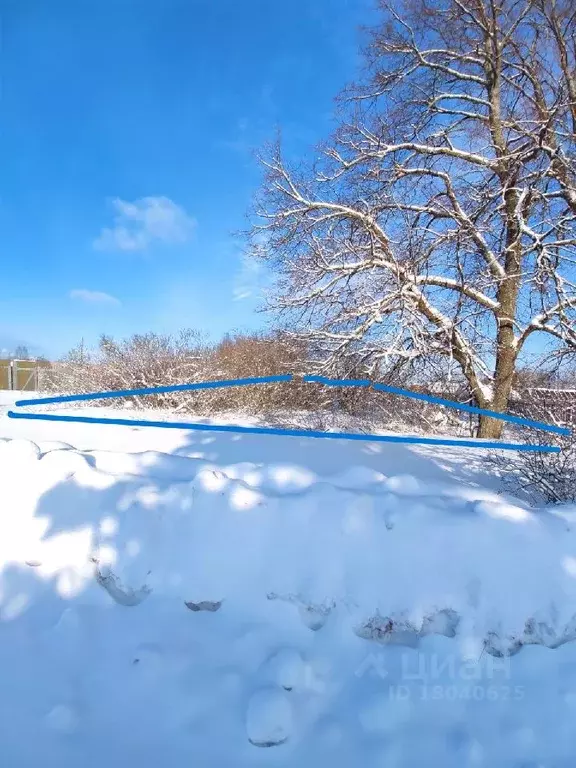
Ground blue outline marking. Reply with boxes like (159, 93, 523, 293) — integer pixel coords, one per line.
(8, 373, 568, 452)
(5, 410, 561, 453)
(15, 375, 293, 407)
(305, 375, 570, 437)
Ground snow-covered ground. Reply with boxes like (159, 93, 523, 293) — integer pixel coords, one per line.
(1, 399, 576, 766)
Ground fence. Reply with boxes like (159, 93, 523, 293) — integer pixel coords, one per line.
(0, 359, 50, 392)
(511, 388, 576, 429)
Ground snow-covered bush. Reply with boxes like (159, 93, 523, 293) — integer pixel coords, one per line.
(43, 330, 482, 437)
(41, 330, 207, 410)
(491, 434, 576, 504)
(488, 390, 576, 504)
(42, 331, 319, 415)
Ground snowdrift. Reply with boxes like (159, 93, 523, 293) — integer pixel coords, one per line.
(1, 425, 576, 766)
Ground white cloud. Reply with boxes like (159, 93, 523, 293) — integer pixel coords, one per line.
(69, 289, 121, 306)
(233, 231, 273, 301)
(93, 196, 196, 252)
(233, 253, 267, 301)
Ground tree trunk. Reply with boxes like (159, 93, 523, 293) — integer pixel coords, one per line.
(477, 318, 518, 440)
(477, 413, 504, 439)
(475, 28, 521, 442)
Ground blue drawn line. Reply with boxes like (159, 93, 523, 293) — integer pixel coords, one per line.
(5, 410, 560, 453)
(15, 375, 293, 407)
(10, 373, 567, 451)
(305, 376, 570, 436)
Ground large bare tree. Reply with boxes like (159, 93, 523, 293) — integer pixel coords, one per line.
(248, 0, 576, 437)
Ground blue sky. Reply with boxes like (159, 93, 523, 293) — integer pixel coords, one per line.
(2, 0, 370, 358)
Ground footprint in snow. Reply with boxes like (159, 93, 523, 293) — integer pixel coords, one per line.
(246, 687, 293, 747)
(94, 565, 151, 606)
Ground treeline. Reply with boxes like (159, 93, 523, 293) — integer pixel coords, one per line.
(40, 330, 574, 440)
(42, 330, 327, 415)
(40, 329, 473, 433)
